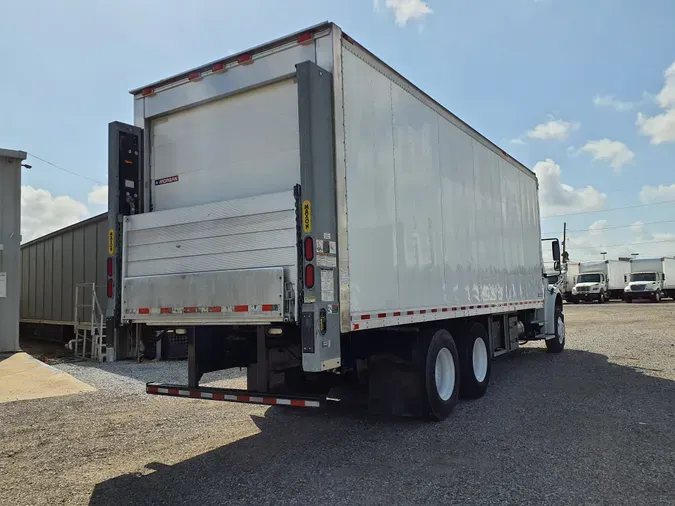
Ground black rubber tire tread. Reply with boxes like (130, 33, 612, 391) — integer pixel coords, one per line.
(455, 322, 492, 400)
(546, 307, 565, 353)
(418, 328, 460, 421)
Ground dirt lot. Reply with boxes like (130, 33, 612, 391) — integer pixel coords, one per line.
(2, 302, 674, 505)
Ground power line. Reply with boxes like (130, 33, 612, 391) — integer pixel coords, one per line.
(542, 218, 675, 236)
(541, 198, 675, 219)
(567, 238, 675, 250)
(27, 153, 106, 185)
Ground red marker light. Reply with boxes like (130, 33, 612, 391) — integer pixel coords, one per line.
(298, 32, 313, 45)
(305, 265, 315, 288)
(237, 54, 253, 65)
(304, 236, 314, 261)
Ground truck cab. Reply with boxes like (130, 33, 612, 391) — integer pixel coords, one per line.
(624, 272, 663, 302)
(571, 272, 607, 303)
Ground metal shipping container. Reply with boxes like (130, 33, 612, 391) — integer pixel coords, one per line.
(20, 213, 108, 340)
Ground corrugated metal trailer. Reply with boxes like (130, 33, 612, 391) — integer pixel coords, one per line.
(20, 213, 108, 341)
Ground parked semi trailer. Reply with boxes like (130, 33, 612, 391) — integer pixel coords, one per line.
(624, 257, 675, 302)
(106, 22, 564, 420)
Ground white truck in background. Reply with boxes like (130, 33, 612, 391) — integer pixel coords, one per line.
(570, 259, 630, 303)
(624, 257, 675, 303)
(104, 22, 564, 421)
(560, 261, 579, 301)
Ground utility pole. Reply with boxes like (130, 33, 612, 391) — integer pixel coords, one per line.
(562, 222, 567, 263)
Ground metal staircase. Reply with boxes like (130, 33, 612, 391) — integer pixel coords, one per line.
(73, 283, 106, 362)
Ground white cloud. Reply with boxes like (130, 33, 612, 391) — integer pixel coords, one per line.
(636, 109, 675, 144)
(525, 118, 579, 141)
(377, 0, 433, 26)
(588, 220, 607, 236)
(639, 183, 675, 203)
(21, 186, 89, 242)
(580, 139, 635, 172)
(88, 185, 108, 205)
(637, 61, 675, 144)
(534, 159, 606, 216)
(593, 95, 635, 112)
(656, 62, 675, 108)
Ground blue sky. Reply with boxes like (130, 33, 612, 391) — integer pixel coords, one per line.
(1, 0, 675, 260)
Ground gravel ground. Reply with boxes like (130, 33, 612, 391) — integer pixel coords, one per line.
(2, 302, 674, 506)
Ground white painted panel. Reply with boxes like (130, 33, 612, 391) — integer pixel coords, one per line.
(390, 84, 445, 309)
(342, 47, 543, 316)
(438, 118, 479, 307)
(342, 49, 400, 313)
(150, 79, 300, 211)
(500, 158, 524, 303)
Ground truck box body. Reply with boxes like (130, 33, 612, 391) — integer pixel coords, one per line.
(119, 23, 543, 332)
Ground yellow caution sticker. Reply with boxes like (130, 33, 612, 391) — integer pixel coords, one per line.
(108, 229, 115, 255)
(302, 200, 312, 233)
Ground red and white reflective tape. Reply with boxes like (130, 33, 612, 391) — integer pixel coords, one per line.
(351, 300, 544, 331)
(147, 385, 321, 408)
(127, 304, 280, 316)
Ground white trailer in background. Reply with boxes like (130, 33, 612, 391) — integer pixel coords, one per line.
(571, 260, 630, 303)
(624, 257, 675, 302)
(105, 22, 564, 421)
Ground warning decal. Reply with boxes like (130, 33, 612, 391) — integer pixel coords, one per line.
(108, 229, 115, 255)
(302, 200, 312, 233)
(155, 175, 180, 186)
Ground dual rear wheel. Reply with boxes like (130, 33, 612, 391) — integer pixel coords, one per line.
(421, 313, 566, 421)
(421, 323, 492, 421)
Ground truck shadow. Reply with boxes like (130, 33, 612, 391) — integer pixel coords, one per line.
(88, 347, 675, 506)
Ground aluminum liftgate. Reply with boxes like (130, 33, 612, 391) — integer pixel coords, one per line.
(110, 60, 337, 409)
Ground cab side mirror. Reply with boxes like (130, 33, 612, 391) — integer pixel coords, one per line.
(552, 240, 561, 263)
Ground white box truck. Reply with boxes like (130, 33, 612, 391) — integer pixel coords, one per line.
(105, 23, 564, 420)
(624, 257, 675, 302)
(570, 259, 630, 303)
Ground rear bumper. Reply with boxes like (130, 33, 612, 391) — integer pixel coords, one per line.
(146, 382, 325, 409)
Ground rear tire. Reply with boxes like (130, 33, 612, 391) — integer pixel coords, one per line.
(419, 329, 460, 421)
(456, 322, 491, 399)
(545, 307, 565, 353)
